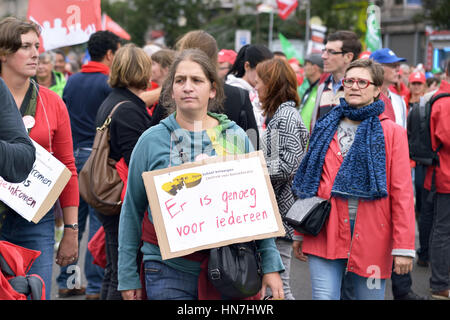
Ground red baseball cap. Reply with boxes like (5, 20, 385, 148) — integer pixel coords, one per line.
(218, 49, 237, 65)
(359, 51, 371, 59)
(409, 71, 426, 84)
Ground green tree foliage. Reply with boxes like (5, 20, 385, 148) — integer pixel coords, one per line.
(422, 0, 450, 29)
(102, 0, 220, 47)
(102, 0, 307, 49)
(101, 0, 370, 49)
(205, 6, 306, 50)
(310, 0, 368, 37)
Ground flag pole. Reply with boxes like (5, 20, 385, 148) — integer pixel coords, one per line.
(304, 0, 310, 57)
(268, 9, 274, 50)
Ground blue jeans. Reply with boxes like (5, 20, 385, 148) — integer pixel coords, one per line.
(308, 254, 386, 300)
(0, 209, 55, 300)
(144, 260, 198, 300)
(56, 148, 104, 294)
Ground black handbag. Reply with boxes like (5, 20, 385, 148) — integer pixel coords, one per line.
(285, 196, 331, 236)
(208, 241, 262, 299)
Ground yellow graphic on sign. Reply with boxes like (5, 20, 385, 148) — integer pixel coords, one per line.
(162, 173, 202, 196)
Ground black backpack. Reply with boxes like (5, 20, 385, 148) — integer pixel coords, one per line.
(407, 93, 450, 166)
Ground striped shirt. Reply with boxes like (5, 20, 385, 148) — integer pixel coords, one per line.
(261, 101, 309, 240)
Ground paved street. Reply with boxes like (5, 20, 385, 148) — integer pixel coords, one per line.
(51, 223, 432, 300)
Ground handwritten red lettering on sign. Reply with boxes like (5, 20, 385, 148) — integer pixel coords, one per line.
(199, 194, 212, 207)
(164, 198, 187, 219)
(215, 210, 268, 229)
(221, 187, 257, 213)
(176, 221, 205, 237)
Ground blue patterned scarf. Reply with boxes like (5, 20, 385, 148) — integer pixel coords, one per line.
(292, 98, 388, 200)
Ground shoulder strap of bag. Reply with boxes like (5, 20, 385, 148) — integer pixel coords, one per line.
(88, 100, 129, 206)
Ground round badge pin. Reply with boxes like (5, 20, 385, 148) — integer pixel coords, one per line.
(22, 115, 36, 129)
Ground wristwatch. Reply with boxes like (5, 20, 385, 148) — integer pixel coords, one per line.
(64, 223, 79, 231)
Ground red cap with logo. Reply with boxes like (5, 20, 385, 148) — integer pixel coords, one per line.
(218, 49, 237, 65)
(409, 71, 426, 84)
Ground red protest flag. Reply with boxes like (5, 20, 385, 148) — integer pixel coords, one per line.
(276, 0, 298, 20)
(27, 0, 102, 52)
(102, 14, 131, 41)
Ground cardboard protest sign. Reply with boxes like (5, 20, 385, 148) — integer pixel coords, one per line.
(0, 140, 71, 223)
(142, 151, 285, 260)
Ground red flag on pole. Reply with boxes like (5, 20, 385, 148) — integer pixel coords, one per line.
(102, 14, 131, 40)
(27, 0, 102, 52)
(276, 0, 298, 20)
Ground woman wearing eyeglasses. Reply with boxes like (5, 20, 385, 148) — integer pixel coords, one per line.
(291, 59, 415, 300)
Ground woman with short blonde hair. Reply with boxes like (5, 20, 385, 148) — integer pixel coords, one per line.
(94, 43, 153, 300)
(108, 43, 152, 90)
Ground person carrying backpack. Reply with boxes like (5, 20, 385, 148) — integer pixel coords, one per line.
(371, 48, 425, 300)
(407, 85, 439, 269)
(422, 59, 450, 300)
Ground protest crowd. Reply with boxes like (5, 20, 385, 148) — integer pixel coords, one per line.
(0, 12, 449, 302)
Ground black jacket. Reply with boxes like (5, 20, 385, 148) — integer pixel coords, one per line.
(95, 87, 152, 166)
(0, 78, 36, 183)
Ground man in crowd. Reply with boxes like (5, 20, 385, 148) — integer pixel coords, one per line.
(371, 48, 425, 300)
(218, 49, 237, 80)
(423, 59, 450, 300)
(370, 48, 408, 128)
(34, 51, 66, 97)
(310, 30, 361, 131)
(57, 30, 121, 300)
(298, 53, 323, 132)
(54, 49, 73, 80)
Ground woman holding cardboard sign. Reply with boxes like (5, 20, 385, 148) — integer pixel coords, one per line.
(118, 49, 285, 300)
(0, 17, 79, 300)
(254, 57, 309, 299)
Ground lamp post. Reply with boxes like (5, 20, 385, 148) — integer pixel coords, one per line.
(304, 0, 310, 58)
(269, 9, 274, 49)
(257, 3, 275, 50)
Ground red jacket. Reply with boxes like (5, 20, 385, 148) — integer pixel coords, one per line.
(424, 80, 450, 193)
(389, 82, 410, 101)
(0, 241, 45, 300)
(296, 114, 415, 279)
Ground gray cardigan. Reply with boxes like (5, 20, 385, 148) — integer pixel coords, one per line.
(0, 78, 35, 183)
(261, 101, 309, 240)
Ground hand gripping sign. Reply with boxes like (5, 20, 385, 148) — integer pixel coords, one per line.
(142, 151, 285, 260)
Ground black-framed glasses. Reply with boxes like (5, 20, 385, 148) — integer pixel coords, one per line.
(342, 77, 375, 89)
(321, 48, 347, 55)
